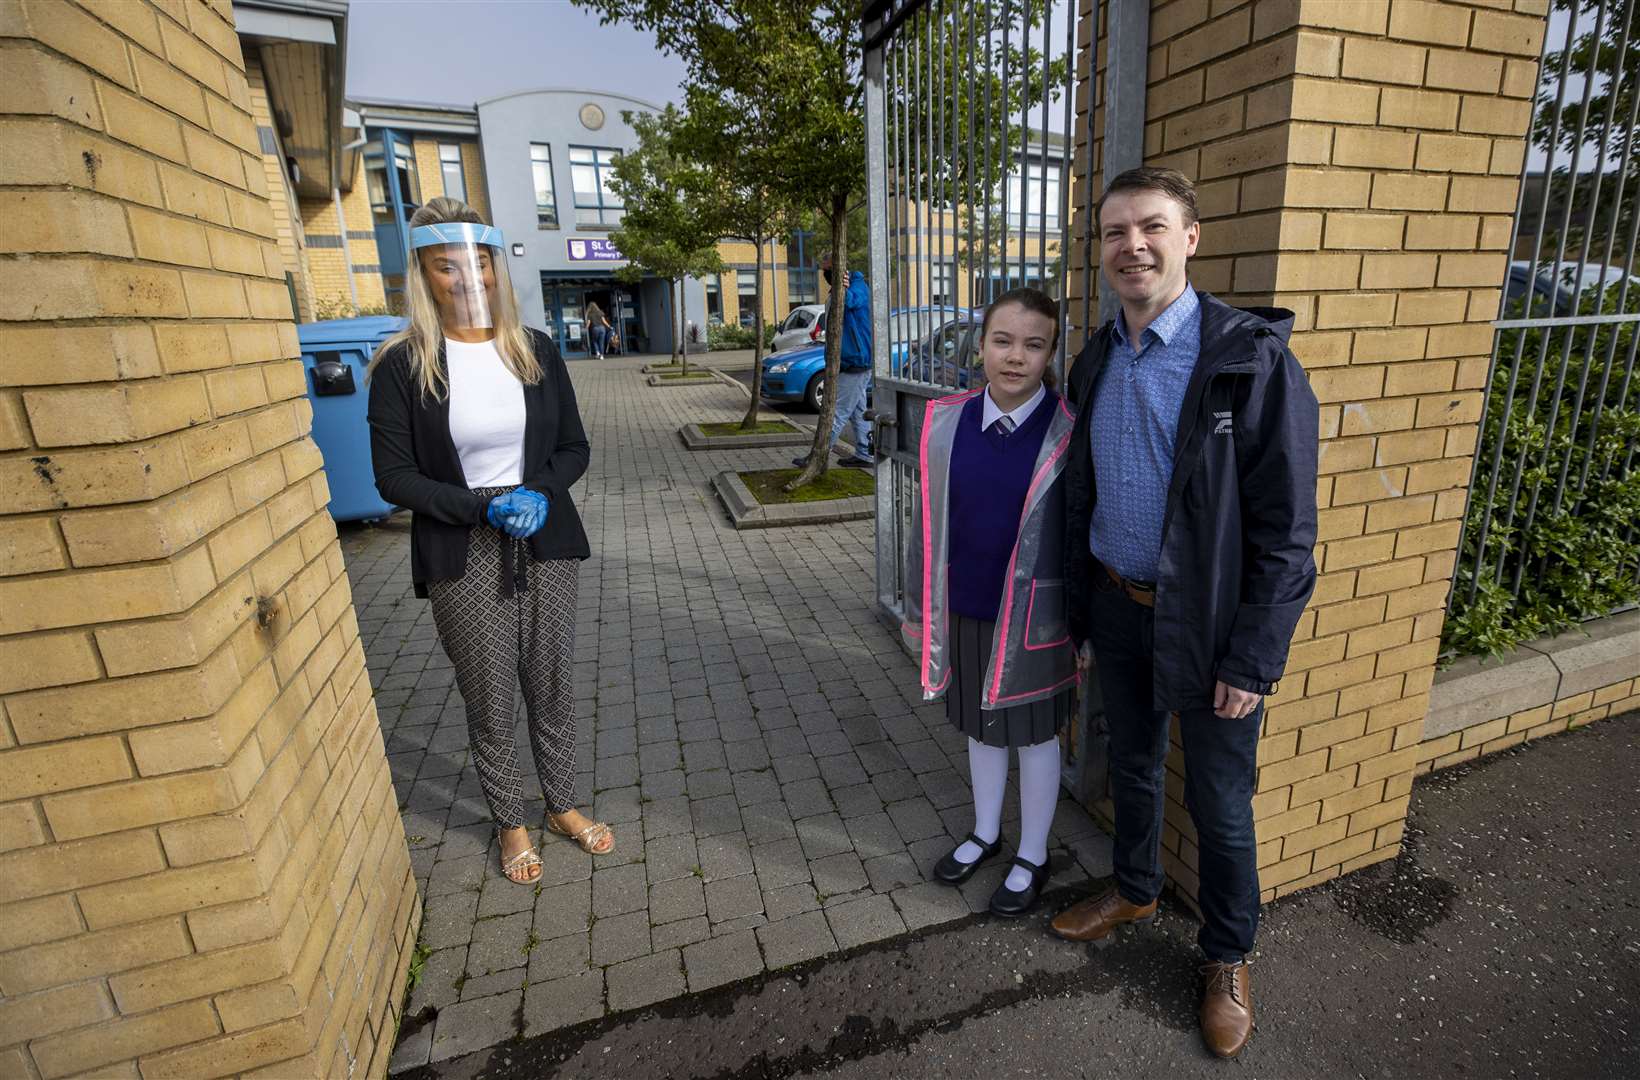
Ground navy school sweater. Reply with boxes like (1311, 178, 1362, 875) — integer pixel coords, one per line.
(947, 389, 1056, 622)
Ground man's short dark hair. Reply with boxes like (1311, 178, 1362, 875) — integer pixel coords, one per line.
(1095, 167, 1199, 227)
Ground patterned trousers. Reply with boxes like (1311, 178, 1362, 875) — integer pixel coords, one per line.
(427, 504, 580, 825)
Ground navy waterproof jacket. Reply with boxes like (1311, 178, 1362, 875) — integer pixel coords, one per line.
(839, 270, 872, 371)
(1064, 291, 1319, 711)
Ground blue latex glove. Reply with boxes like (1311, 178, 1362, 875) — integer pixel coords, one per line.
(506, 487, 550, 538)
(486, 491, 523, 531)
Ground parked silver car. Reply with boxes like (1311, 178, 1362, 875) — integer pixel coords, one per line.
(770, 304, 827, 353)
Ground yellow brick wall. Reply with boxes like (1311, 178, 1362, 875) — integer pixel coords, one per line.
(298, 154, 388, 316)
(0, 2, 418, 1077)
(1416, 675, 1640, 773)
(1073, 0, 1548, 904)
(243, 53, 313, 323)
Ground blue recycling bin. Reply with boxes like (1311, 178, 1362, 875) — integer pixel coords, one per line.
(298, 316, 406, 522)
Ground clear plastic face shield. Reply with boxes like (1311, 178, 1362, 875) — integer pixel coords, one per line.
(409, 222, 511, 332)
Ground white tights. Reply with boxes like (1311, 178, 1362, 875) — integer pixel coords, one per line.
(953, 736, 1061, 891)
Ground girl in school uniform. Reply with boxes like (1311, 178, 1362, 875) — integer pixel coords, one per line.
(903, 287, 1079, 916)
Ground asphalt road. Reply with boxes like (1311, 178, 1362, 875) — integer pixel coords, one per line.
(410, 711, 1639, 1080)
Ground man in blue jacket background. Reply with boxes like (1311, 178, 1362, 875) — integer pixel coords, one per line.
(795, 252, 874, 469)
(1049, 168, 1319, 1059)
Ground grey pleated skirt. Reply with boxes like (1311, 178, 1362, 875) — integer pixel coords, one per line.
(945, 613, 1071, 748)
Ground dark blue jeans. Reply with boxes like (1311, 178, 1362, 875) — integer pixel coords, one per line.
(1087, 575, 1261, 962)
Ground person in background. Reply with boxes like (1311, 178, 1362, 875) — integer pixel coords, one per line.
(584, 300, 613, 360)
(902, 287, 1079, 918)
(1051, 167, 1319, 1058)
(795, 252, 874, 469)
(367, 197, 614, 888)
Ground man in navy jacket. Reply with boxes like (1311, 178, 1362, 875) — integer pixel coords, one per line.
(1049, 168, 1319, 1059)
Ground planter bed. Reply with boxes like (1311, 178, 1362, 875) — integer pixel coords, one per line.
(712, 467, 874, 529)
(679, 419, 812, 451)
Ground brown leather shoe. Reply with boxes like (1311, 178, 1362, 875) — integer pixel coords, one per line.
(1048, 887, 1159, 942)
(1199, 960, 1253, 1058)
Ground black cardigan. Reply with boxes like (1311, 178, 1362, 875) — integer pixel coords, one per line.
(366, 328, 591, 597)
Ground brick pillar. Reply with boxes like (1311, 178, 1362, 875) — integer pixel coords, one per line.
(1072, 0, 1546, 903)
(0, 3, 419, 1077)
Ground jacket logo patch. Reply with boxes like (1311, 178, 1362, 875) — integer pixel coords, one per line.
(1213, 411, 1233, 435)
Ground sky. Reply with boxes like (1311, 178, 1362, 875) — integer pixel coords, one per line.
(345, 0, 689, 109)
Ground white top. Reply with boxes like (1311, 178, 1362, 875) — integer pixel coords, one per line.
(444, 337, 526, 487)
(982, 382, 1047, 432)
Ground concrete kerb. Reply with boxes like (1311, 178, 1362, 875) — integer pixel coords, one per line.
(711, 470, 874, 530)
(1425, 609, 1640, 741)
(646, 370, 721, 388)
(679, 423, 813, 451)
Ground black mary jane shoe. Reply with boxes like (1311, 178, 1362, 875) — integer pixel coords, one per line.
(932, 832, 1005, 885)
(988, 855, 1051, 918)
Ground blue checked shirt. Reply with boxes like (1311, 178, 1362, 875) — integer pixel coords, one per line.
(1089, 286, 1201, 583)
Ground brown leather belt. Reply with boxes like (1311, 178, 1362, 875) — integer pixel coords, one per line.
(1104, 563, 1156, 608)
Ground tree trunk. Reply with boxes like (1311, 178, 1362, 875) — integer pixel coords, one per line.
(669, 278, 680, 368)
(742, 229, 767, 430)
(677, 278, 689, 376)
(787, 194, 850, 491)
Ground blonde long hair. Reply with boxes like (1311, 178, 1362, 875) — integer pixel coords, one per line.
(368, 197, 540, 399)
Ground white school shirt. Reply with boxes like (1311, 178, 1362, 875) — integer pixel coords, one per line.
(980, 381, 1047, 432)
(444, 337, 526, 488)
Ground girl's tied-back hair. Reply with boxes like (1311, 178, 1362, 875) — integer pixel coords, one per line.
(367, 196, 540, 399)
(981, 287, 1062, 388)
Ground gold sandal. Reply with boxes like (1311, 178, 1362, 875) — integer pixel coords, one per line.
(547, 814, 615, 855)
(499, 845, 542, 884)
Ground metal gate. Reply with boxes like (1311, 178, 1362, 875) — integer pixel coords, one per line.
(1446, 0, 1639, 657)
(861, 0, 1150, 793)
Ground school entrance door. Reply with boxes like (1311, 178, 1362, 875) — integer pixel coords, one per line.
(541, 275, 642, 358)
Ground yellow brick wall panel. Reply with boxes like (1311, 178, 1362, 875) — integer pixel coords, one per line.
(1386, 0, 1472, 46)
(1340, 37, 1426, 85)
(1469, 9, 1546, 56)
(1257, 746, 1331, 791)
(109, 937, 284, 1015)
(1424, 47, 1504, 93)
(0, 973, 116, 1047)
(0, 799, 50, 855)
(0, 912, 188, 995)
(1282, 815, 1350, 858)
(0, 734, 132, 800)
(0, 517, 67, 577)
(42, 765, 240, 842)
(29, 998, 219, 1079)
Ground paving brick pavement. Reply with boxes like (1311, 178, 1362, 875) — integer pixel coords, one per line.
(346, 355, 1113, 1071)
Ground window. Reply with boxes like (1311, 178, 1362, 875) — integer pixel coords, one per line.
(705, 274, 723, 323)
(365, 137, 420, 226)
(530, 144, 559, 229)
(569, 146, 623, 226)
(737, 270, 759, 327)
(439, 143, 466, 204)
(783, 309, 814, 332)
(787, 228, 819, 304)
(932, 261, 956, 306)
(1004, 158, 1064, 230)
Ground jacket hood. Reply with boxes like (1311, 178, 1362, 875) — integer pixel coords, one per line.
(1200, 292, 1295, 346)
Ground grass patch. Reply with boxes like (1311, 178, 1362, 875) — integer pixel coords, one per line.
(658, 371, 715, 380)
(740, 467, 875, 505)
(699, 419, 801, 437)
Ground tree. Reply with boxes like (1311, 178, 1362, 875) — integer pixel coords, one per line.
(578, 0, 1066, 487)
(1528, 0, 1637, 277)
(606, 106, 724, 373)
(574, 0, 863, 489)
(673, 88, 800, 429)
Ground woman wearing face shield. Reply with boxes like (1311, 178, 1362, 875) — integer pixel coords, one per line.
(367, 198, 612, 885)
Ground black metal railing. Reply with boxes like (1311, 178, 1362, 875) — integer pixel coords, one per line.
(1446, 0, 1639, 658)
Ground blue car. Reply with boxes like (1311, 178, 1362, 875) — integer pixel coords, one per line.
(759, 306, 971, 410)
